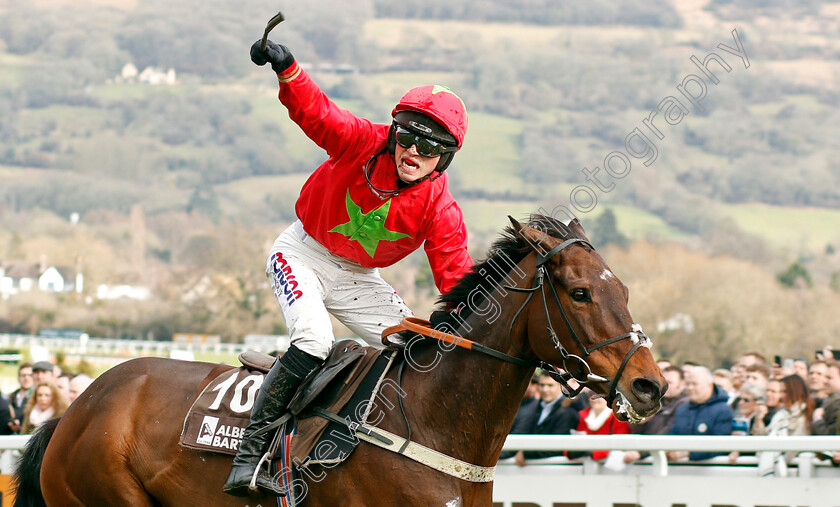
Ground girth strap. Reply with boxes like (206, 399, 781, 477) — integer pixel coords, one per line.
(317, 406, 496, 483)
(354, 425, 496, 483)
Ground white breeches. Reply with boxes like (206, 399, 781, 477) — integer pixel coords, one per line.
(266, 221, 413, 360)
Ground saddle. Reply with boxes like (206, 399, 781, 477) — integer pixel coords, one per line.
(179, 341, 400, 465)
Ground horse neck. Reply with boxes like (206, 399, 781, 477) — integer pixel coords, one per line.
(400, 258, 538, 467)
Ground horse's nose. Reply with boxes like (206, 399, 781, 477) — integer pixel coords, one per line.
(631, 377, 662, 404)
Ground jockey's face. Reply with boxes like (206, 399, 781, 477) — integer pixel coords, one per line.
(394, 143, 440, 183)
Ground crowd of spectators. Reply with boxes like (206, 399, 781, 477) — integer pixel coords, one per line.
(1, 361, 94, 435)
(502, 348, 840, 475)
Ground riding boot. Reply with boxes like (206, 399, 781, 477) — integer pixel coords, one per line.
(223, 344, 322, 497)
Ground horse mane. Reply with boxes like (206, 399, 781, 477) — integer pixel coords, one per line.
(434, 214, 586, 326)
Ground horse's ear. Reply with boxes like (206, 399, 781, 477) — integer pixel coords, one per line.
(568, 218, 590, 242)
(511, 218, 554, 253)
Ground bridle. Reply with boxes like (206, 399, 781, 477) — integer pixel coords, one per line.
(504, 237, 652, 406)
(384, 235, 652, 408)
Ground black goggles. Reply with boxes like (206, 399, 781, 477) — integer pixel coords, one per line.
(394, 126, 458, 158)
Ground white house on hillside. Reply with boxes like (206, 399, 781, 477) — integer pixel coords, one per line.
(115, 63, 176, 86)
(0, 263, 40, 297)
(39, 266, 83, 294)
(97, 284, 151, 301)
(138, 66, 177, 85)
(0, 262, 84, 298)
(121, 63, 138, 82)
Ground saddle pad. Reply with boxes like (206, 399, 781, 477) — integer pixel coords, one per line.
(179, 367, 264, 455)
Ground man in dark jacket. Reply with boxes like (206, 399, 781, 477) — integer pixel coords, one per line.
(8, 362, 33, 434)
(502, 372, 580, 465)
(667, 365, 734, 461)
(812, 362, 840, 435)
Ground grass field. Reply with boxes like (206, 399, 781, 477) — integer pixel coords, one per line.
(723, 203, 840, 252)
(363, 19, 654, 50)
(454, 112, 534, 195)
(0, 52, 32, 87)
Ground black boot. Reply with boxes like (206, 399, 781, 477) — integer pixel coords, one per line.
(223, 345, 321, 497)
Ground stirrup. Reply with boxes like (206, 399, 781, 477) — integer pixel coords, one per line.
(249, 452, 272, 491)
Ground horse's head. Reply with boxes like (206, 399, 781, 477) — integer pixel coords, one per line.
(510, 216, 666, 422)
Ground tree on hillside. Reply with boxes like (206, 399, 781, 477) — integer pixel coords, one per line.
(776, 261, 812, 289)
(589, 208, 628, 249)
(186, 186, 221, 223)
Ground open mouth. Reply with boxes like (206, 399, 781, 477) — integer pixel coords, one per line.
(613, 392, 644, 424)
(401, 158, 420, 170)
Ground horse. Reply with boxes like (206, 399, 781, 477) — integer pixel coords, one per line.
(14, 215, 666, 507)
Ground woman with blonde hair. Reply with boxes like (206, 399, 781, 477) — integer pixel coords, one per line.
(21, 382, 69, 434)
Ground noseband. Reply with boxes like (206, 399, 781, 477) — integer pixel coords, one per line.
(505, 238, 652, 406)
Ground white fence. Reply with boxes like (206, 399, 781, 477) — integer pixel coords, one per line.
(0, 333, 252, 358)
(496, 434, 840, 507)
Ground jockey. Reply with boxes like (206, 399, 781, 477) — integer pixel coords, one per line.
(224, 39, 474, 497)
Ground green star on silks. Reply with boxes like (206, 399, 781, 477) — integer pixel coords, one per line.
(329, 190, 411, 257)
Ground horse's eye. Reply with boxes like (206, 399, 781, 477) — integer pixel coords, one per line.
(571, 288, 591, 302)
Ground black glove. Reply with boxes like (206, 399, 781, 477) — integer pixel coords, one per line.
(250, 39, 295, 74)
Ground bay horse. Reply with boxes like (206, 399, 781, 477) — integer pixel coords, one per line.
(15, 215, 665, 507)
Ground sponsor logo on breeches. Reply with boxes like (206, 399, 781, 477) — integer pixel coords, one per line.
(273, 252, 304, 306)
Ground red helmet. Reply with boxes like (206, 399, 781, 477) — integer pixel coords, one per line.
(392, 85, 468, 147)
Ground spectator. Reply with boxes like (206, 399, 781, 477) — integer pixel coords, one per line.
(744, 364, 771, 389)
(808, 360, 828, 407)
(508, 374, 541, 436)
(727, 383, 766, 464)
(21, 382, 69, 434)
(739, 351, 767, 369)
(680, 361, 699, 377)
(732, 382, 766, 432)
(55, 374, 72, 402)
(525, 373, 540, 402)
(502, 372, 580, 466)
(0, 396, 13, 436)
(31, 361, 56, 385)
(731, 363, 746, 391)
(781, 374, 814, 436)
(812, 362, 840, 435)
(68, 373, 94, 403)
(750, 376, 813, 476)
(792, 358, 809, 381)
(666, 366, 734, 462)
(624, 365, 688, 464)
(713, 368, 735, 404)
(8, 362, 33, 434)
(753, 378, 784, 434)
(567, 389, 630, 462)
